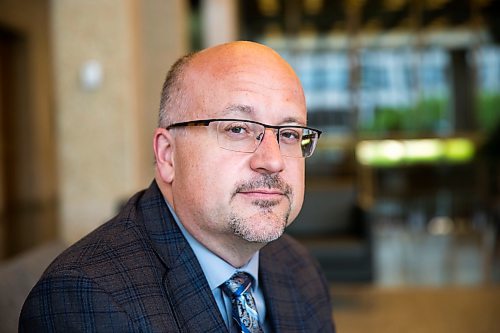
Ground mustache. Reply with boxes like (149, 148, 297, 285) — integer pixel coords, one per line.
(233, 174, 293, 198)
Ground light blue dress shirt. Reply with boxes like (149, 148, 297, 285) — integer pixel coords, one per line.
(166, 203, 269, 332)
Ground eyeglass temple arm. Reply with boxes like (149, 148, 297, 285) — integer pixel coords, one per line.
(166, 120, 213, 129)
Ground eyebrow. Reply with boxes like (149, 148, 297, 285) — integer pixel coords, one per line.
(222, 104, 254, 115)
(222, 104, 306, 126)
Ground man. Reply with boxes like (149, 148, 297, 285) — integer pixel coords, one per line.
(20, 41, 335, 332)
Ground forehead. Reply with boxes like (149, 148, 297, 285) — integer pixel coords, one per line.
(185, 46, 307, 123)
(221, 104, 305, 125)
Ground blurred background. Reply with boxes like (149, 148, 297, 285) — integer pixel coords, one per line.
(0, 0, 499, 332)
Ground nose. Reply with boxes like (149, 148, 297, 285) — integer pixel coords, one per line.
(249, 129, 285, 174)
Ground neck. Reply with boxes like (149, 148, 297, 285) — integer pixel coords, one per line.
(187, 223, 265, 268)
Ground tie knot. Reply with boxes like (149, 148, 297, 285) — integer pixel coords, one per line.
(221, 272, 253, 298)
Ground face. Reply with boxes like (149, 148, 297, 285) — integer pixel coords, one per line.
(167, 43, 306, 246)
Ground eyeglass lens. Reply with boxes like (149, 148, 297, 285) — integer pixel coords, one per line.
(215, 120, 318, 158)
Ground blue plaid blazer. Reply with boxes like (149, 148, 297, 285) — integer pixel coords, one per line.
(19, 181, 335, 332)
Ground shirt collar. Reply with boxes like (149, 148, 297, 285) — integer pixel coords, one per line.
(165, 202, 260, 291)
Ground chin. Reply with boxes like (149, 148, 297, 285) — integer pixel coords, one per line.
(230, 213, 287, 244)
(242, 228, 284, 243)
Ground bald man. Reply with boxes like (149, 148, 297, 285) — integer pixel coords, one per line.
(20, 41, 335, 333)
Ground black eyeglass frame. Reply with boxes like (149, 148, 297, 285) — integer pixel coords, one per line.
(166, 118, 322, 158)
(167, 118, 322, 136)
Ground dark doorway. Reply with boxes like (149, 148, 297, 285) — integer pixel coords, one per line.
(0, 26, 57, 259)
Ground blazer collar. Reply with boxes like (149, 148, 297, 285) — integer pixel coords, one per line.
(260, 238, 308, 332)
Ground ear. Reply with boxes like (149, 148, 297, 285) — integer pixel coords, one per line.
(153, 128, 175, 183)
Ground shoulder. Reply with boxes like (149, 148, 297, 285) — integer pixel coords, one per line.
(19, 268, 135, 332)
(45, 188, 150, 278)
(20, 186, 171, 331)
(26, 186, 157, 292)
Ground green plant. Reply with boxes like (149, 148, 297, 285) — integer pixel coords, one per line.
(476, 92, 500, 133)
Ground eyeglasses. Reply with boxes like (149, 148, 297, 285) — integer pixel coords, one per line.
(166, 118, 322, 158)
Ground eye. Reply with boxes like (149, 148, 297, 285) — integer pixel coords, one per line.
(228, 125, 247, 134)
(221, 122, 254, 140)
(279, 128, 301, 144)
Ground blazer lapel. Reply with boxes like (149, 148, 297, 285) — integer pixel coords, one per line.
(260, 242, 308, 332)
(138, 182, 228, 332)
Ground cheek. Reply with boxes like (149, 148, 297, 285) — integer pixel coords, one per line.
(176, 150, 233, 204)
(286, 160, 306, 219)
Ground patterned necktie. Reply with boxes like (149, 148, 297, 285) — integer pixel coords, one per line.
(221, 272, 264, 333)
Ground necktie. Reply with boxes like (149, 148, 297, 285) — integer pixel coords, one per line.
(221, 272, 264, 333)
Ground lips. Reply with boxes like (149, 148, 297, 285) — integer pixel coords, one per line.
(239, 188, 284, 195)
(236, 189, 285, 200)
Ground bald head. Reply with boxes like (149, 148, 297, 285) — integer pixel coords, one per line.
(158, 41, 305, 127)
(189, 41, 297, 80)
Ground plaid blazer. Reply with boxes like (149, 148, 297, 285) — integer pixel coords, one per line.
(19, 181, 335, 332)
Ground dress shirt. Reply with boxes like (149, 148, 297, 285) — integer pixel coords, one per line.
(166, 203, 270, 332)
